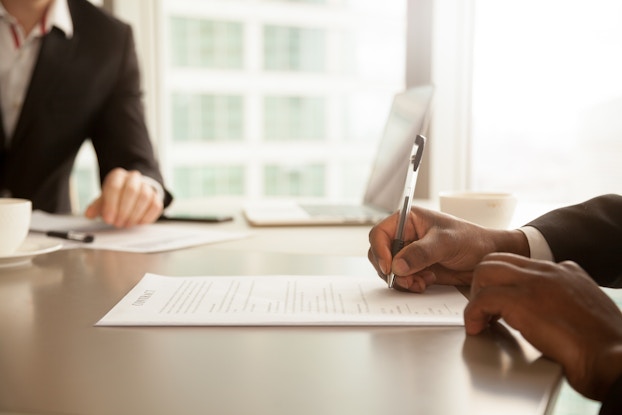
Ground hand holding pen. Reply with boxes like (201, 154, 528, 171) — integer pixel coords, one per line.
(387, 135, 426, 288)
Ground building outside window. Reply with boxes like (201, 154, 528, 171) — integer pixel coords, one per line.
(71, 0, 406, 209)
(161, 0, 406, 203)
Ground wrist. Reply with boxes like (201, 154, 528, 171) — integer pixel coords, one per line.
(491, 229, 530, 257)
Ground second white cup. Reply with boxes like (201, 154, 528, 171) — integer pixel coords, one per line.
(439, 191, 517, 229)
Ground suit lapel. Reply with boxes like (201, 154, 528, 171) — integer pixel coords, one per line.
(10, 28, 78, 148)
(0, 102, 6, 150)
(0, 92, 6, 189)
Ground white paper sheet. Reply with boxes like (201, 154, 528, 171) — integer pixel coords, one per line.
(96, 273, 468, 326)
(30, 211, 249, 253)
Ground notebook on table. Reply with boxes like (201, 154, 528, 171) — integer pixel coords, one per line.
(243, 84, 434, 226)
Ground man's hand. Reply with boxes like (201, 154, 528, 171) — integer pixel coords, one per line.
(85, 168, 163, 228)
(464, 253, 622, 400)
(367, 206, 529, 292)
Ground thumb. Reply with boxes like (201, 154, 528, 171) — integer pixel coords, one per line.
(392, 233, 444, 276)
(84, 196, 103, 219)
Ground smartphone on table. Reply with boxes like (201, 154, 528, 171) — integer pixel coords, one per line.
(158, 213, 234, 223)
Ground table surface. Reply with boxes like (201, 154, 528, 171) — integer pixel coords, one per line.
(0, 201, 562, 415)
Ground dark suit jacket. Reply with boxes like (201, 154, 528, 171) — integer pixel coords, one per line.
(526, 193, 622, 287)
(528, 193, 622, 414)
(601, 373, 622, 415)
(0, 0, 172, 213)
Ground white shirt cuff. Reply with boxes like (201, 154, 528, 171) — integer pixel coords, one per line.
(141, 175, 165, 203)
(518, 226, 554, 261)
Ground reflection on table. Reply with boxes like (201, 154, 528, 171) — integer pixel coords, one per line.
(0, 202, 562, 415)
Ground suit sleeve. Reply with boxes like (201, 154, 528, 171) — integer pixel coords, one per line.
(526, 194, 622, 286)
(599, 373, 622, 415)
(89, 24, 173, 207)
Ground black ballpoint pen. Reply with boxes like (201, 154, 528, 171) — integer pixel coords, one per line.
(46, 230, 95, 243)
(387, 134, 426, 288)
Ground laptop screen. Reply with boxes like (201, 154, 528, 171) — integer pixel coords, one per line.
(362, 85, 434, 213)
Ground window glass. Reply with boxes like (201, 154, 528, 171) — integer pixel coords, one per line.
(264, 96, 325, 141)
(471, 0, 622, 203)
(173, 166, 246, 198)
(172, 94, 244, 142)
(73, 166, 98, 210)
(263, 25, 326, 72)
(170, 17, 243, 69)
(160, 0, 405, 202)
(264, 164, 325, 197)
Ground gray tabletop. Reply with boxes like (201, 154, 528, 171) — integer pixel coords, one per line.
(0, 218, 561, 415)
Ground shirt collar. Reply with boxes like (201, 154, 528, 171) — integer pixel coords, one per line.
(0, 2, 9, 20)
(0, 0, 73, 39)
(47, 0, 74, 39)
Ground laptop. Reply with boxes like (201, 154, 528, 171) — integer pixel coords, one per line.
(243, 84, 434, 226)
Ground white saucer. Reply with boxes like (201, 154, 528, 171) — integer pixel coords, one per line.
(0, 237, 63, 268)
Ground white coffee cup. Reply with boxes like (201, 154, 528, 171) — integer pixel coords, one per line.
(439, 191, 517, 229)
(0, 198, 32, 256)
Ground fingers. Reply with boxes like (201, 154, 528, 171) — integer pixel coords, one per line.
(466, 256, 596, 353)
(393, 269, 437, 293)
(368, 213, 400, 277)
(368, 212, 438, 293)
(110, 169, 142, 225)
(465, 253, 545, 335)
(368, 209, 442, 275)
(86, 168, 164, 228)
(391, 232, 444, 275)
(463, 285, 520, 335)
(469, 253, 550, 295)
(125, 187, 161, 225)
(367, 248, 388, 283)
(84, 197, 102, 220)
(138, 195, 164, 224)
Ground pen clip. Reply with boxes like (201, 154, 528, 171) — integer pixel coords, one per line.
(411, 135, 425, 172)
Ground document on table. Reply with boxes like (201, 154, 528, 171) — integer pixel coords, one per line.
(96, 273, 468, 326)
(30, 211, 249, 253)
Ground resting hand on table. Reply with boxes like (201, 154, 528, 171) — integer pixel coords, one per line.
(84, 167, 164, 228)
(465, 253, 622, 401)
(367, 206, 529, 292)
